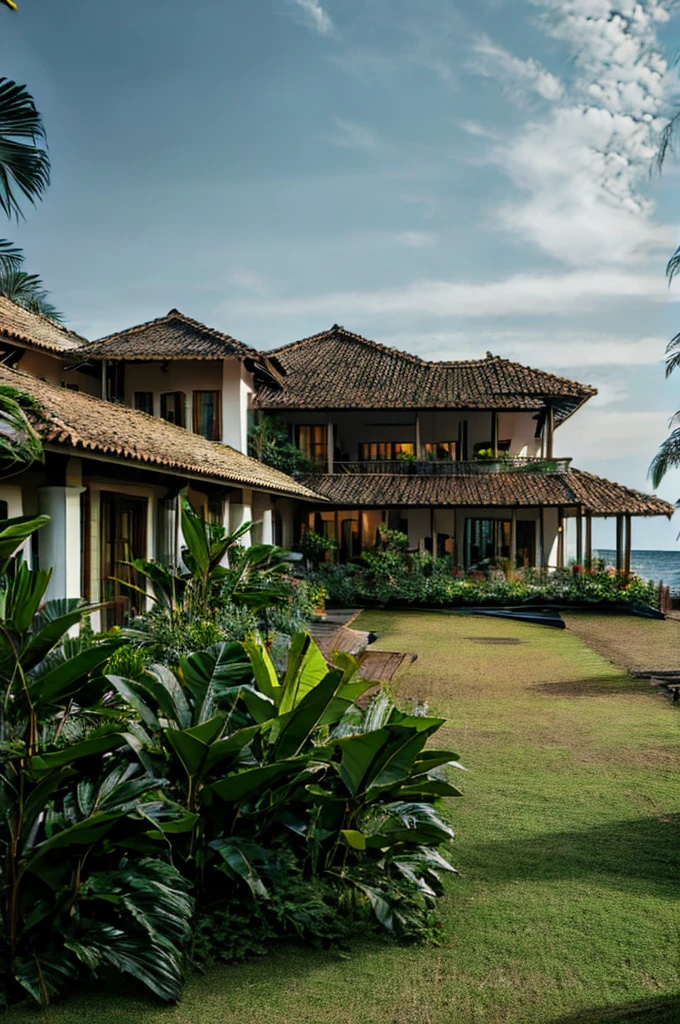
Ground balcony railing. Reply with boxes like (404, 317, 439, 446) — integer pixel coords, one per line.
(329, 457, 572, 476)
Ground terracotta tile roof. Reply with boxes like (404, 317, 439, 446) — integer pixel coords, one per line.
(299, 470, 673, 517)
(0, 366, 321, 500)
(0, 296, 87, 353)
(255, 325, 597, 423)
(81, 309, 259, 362)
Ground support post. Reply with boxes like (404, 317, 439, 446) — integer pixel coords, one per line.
(101, 358, 107, 401)
(335, 509, 340, 564)
(415, 413, 422, 459)
(539, 507, 545, 571)
(430, 507, 435, 557)
(37, 486, 86, 602)
(545, 404, 555, 460)
(615, 514, 624, 572)
(585, 513, 593, 569)
(326, 417, 334, 474)
(624, 514, 632, 577)
(557, 507, 564, 568)
(491, 411, 498, 458)
(510, 510, 517, 576)
(576, 511, 583, 566)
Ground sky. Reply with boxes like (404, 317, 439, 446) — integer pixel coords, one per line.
(3, 0, 680, 549)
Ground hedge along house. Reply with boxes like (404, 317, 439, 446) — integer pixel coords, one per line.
(253, 326, 674, 569)
(0, 300, 321, 628)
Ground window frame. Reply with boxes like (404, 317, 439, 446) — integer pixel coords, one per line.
(133, 391, 154, 416)
(193, 390, 222, 441)
(160, 391, 186, 428)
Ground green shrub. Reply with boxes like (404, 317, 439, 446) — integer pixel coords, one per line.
(311, 547, 659, 611)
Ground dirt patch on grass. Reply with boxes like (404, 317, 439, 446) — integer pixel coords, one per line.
(563, 613, 680, 674)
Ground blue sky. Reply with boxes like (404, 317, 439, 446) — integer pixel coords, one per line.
(3, 0, 680, 548)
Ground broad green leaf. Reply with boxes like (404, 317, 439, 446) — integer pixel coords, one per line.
(335, 728, 393, 796)
(210, 838, 268, 898)
(27, 641, 121, 707)
(279, 632, 329, 715)
(142, 664, 192, 729)
(26, 810, 125, 867)
(106, 674, 160, 731)
(202, 760, 304, 806)
(387, 779, 463, 800)
(180, 641, 251, 716)
(0, 514, 48, 575)
(28, 732, 127, 778)
(340, 829, 366, 851)
(242, 638, 281, 702)
(272, 669, 343, 760)
(204, 724, 261, 772)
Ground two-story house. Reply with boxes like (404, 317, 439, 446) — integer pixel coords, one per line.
(0, 300, 321, 627)
(252, 325, 673, 570)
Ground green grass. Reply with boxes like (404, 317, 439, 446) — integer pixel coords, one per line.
(8, 613, 680, 1024)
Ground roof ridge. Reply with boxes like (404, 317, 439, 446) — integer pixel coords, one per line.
(88, 308, 258, 359)
(264, 326, 596, 393)
(266, 325, 428, 366)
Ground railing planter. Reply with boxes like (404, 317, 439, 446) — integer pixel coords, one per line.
(330, 457, 572, 476)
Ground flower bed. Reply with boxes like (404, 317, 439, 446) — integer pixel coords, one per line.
(312, 556, 659, 612)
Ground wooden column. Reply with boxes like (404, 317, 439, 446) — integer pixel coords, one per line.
(415, 412, 422, 458)
(539, 507, 545, 570)
(585, 514, 593, 569)
(430, 507, 435, 558)
(335, 509, 340, 564)
(576, 511, 583, 566)
(510, 510, 517, 575)
(615, 514, 624, 571)
(624, 514, 632, 577)
(491, 411, 499, 458)
(101, 358, 107, 401)
(545, 404, 555, 460)
(557, 507, 564, 567)
(326, 417, 334, 474)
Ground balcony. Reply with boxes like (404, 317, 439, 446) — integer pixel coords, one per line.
(329, 457, 572, 476)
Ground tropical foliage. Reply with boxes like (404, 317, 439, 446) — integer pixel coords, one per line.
(0, 515, 193, 1007)
(0, 513, 462, 1009)
(124, 499, 315, 662)
(0, 268, 64, 322)
(248, 416, 314, 476)
(312, 532, 659, 611)
(0, 383, 44, 475)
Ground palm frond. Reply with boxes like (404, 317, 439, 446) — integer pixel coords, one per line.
(0, 78, 50, 219)
(0, 238, 22, 273)
(656, 111, 680, 173)
(1, 1, 18, 11)
(668, 245, 680, 284)
(0, 383, 44, 473)
(0, 269, 64, 323)
(664, 331, 680, 377)
(649, 424, 680, 488)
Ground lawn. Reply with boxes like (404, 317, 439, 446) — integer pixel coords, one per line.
(8, 612, 680, 1024)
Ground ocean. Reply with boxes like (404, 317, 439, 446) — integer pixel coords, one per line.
(595, 549, 680, 594)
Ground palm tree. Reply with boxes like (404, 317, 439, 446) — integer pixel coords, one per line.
(0, 269, 64, 323)
(649, 117, 680, 487)
(0, 75, 50, 295)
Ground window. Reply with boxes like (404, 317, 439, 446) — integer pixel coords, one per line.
(297, 425, 327, 466)
(424, 441, 457, 461)
(359, 442, 415, 462)
(160, 391, 185, 427)
(134, 392, 153, 415)
(193, 390, 222, 441)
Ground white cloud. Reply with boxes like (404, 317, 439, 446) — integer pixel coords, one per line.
(385, 328, 668, 369)
(228, 271, 272, 297)
(471, 1, 678, 267)
(327, 118, 381, 151)
(458, 120, 500, 140)
(558, 408, 673, 460)
(395, 231, 436, 248)
(290, 0, 333, 35)
(228, 267, 669, 320)
(471, 35, 564, 101)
